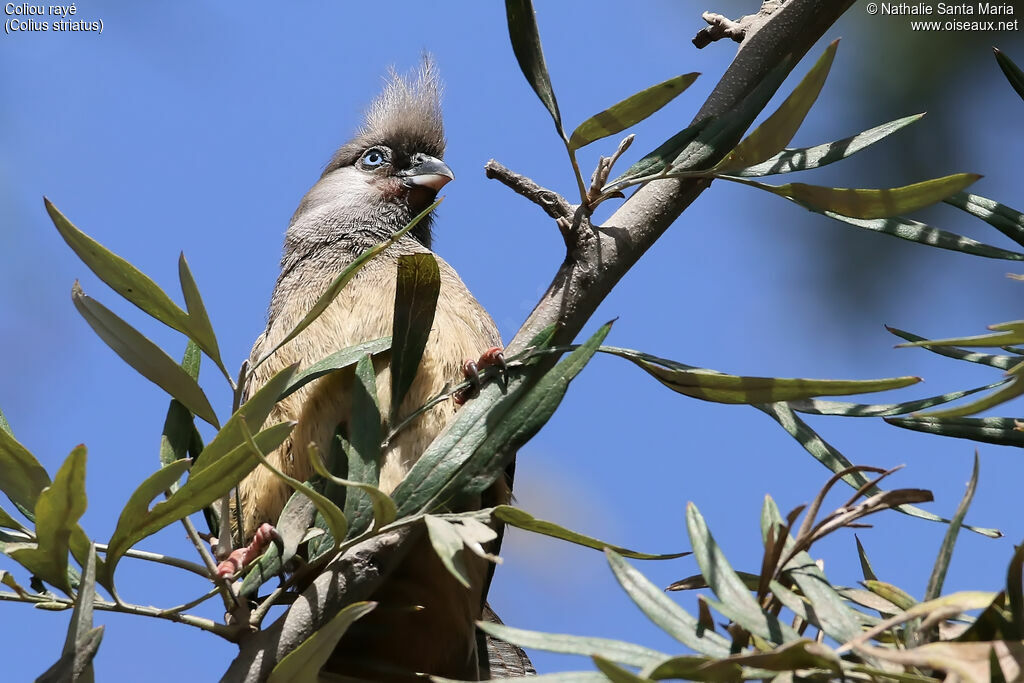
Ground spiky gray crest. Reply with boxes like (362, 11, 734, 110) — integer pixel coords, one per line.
(323, 57, 445, 175)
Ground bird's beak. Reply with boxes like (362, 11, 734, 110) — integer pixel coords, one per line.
(398, 154, 454, 192)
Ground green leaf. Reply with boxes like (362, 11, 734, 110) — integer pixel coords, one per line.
(603, 346, 919, 404)
(103, 422, 294, 581)
(390, 253, 440, 422)
(862, 580, 918, 611)
(0, 420, 51, 519)
(789, 379, 1009, 417)
(913, 369, 1024, 419)
(1006, 543, 1024, 636)
(35, 626, 104, 683)
(392, 323, 607, 517)
(429, 322, 613, 509)
(424, 515, 473, 589)
(888, 415, 1024, 448)
(887, 325, 1019, 370)
(727, 114, 925, 177)
(504, 0, 563, 136)
(737, 173, 982, 219)
(308, 447, 396, 536)
(253, 199, 439, 370)
(71, 283, 220, 429)
(592, 657, 652, 682)
(896, 321, 1024, 350)
(494, 506, 686, 560)
(59, 544, 99, 683)
(10, 446, 88, 594)
(647, 640, 842, 681)
(605, 549, 731, 657)
(177, 253, 225, 377)
(994, 47, 1024, 102)
(477, 620, 668, 669)
(237, 491, 314, 598)
(756, 401, 1000, 538)
(277, 337, 390, 401)
(45, 198, 220, 366)
(925, 454, 979, 601)
(192, 364, 298, 475)
(568, 72, 699, 151)
(855, 535, 879, 582)
(159, 342, 203, 480)
(267, 601, 376, 683)
(944, 191, 1024, 248)
(345, 355, 384, 537)
(686, 502, 799, 645)
(808, 211, 1024, 261)
(716, 40, 838, 171)
(240, 419, 348, 552)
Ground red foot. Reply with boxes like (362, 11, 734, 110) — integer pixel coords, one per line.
(214, 523, 279, 579)
(454, 346, 506, 405)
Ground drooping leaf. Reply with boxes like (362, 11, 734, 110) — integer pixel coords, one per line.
(35, 626, 104, 683)
(568, 73, 699, 151)
(925, 454, 979, 601)
(390, 253, 440, 421)
(267, 601, 376, 683)
(177, 253, 225, 377)
(789, 379, 1009, 417)
(307, 446, 396, 536)
(504, 0, 563, 136)
(686, 502, 799, 645)
(736, 173, 981, 219)
(0, 420, 50, 519)
(727, 114, 925, 177)
(45, 198, 219, 365)
(277, 337, 390, 401)
(716, 40, 838, 171)
(425, 515, 473, 589)
(477, 621, 668, 670)
(59, 544, 99, 683)
(809, 211, 1024, 260)
(10, 446, 88, 594)
(494, 506, 685, 560)
(71, 283, 220, 428)
(341, 355, 384, 537)
(603, 345, 918, 404)
(103, 422, 294, 581)
(605, 549, 731, 657)
(253, 199, 439, 370)
(944, 191, 1024, 248)
(756, 401, 1000, 538)
(994, 47, 1024, 103)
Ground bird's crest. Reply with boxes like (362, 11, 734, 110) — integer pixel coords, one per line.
(325, 57, 445, 174)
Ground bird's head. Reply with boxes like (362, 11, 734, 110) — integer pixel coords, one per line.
(287, 58, 451, 252)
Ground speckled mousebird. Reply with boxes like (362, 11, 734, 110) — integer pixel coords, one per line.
(237, 60, 508, 681)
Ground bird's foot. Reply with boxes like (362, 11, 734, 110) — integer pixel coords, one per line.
(454, 346, 506, 405)
(214, 523, 279, 579)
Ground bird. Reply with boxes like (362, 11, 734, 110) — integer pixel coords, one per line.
(235, 60, 508, 681)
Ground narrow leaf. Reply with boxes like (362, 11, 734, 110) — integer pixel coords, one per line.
(159, 342, 203, 477)
(267, 601, 376, 683)
(45, 198, 219, 364)
(789, 379, 1008, 417)
(0, 422, 50, 517)
(925, 454, 979, 601)
(72, 284, 219, 428)
(61, 543, 98, 683)
(944, 191, 1024, 247)
(177, 253, 224, 374)
(495, 506, 686, 560)
(36, 626, 104, 683)
(605, 549, 731, 657)
(253, 199, 439, 370)
(569, 72, 699, 151)
(425, 515, 472, 588)
(995, 47, 1024, 102)
(591, 657, 652, 683)
(887, 325, 1019, 370)
(11, 446, 88, 594)
(728, 114, 925, 177)
(737, 173, 982, 219)
(477, 621, 667, 669)
(855, 535, 879, 582)
(504, 0, 563, 135)
(308, 446, 396, 535)
(391, 253, 440, 421)
(717, 40, 838, 170)
(103, 422, 294, 581)
(277, 337, 390, 401)
(686, 502, 799, 644)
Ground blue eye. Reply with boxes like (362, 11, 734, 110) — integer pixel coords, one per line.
(361, 148, 387, 168)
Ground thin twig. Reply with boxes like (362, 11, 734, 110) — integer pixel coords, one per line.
(93, 544, 208, 578)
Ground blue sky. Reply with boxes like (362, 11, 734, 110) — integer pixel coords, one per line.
(3, 2, 1024, 680)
